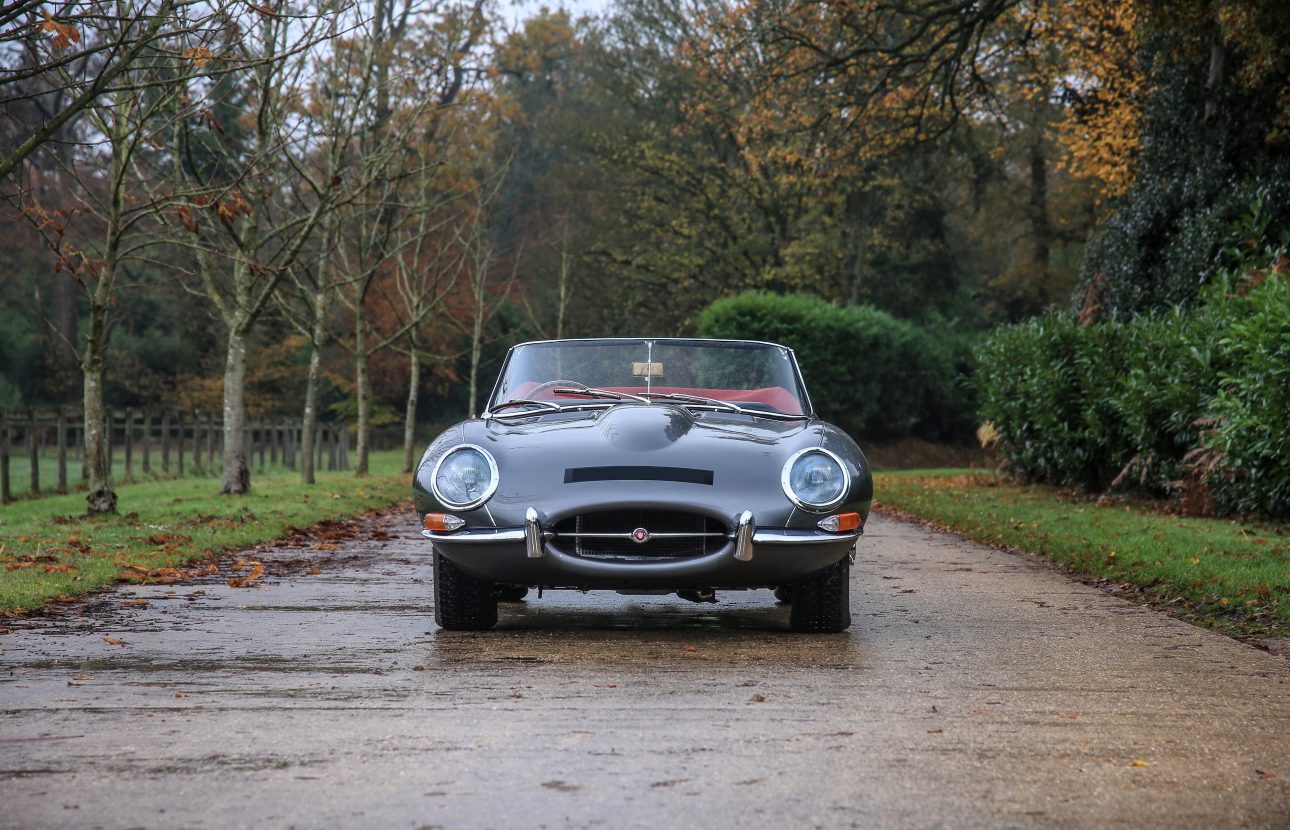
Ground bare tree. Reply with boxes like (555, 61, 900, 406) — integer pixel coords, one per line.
(172, 1, 367, 494)
(0, 1, 195, 181)
(9, 1, 224, 514)
(333, 0, 489, 476)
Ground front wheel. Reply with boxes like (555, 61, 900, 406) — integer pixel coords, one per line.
(788, 557, 851, 633)
(433, 550, 498, 630)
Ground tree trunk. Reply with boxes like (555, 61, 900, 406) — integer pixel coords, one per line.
(354, 320, 370, 476)
(82, 339, 115, 515)
(1029, 141, 1050, 276)
(300, 291, 327, 485)
(402, 349, 420, 474)
(82, 112, 129, 516)
(468, 295, 484, 418)
(1204, 40, 1228, 126)
(220, 329, 250, 494)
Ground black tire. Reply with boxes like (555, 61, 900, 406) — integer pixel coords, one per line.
(433, 549, 498, 630)
(788, 556, 851, 633)
(773, 585, 793, 604)
(496, 585, 529, 602)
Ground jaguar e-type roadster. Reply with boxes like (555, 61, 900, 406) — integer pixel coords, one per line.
(412, 338, 872, 632)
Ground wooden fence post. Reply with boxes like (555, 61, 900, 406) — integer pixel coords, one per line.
(28, 409, 40, 496)
(141, 410, 151, 475)
(207, 413, 216, 470)
(56, 406, 67, 493)
(258, 416, 266, 469)
(81, 409, 88, 481)
(105, 408, 114, 482)
(285, 422, 296, 470)
(1, 411, 10, 504)
(177, 411, 185, 475)
(161, 411, 171, 474)
(339, 425, 349, 471)
(124, 406, 134, 482)
(328, 424, 338, 471)
(196, 412, 205, 469)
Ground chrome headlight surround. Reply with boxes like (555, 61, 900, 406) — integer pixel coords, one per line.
(430, 444, 499, 510)
(781, 447, 850, 511)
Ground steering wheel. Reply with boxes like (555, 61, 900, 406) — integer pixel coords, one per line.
(528, 380, 584, 400)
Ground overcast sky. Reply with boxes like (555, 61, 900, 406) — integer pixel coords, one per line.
(504, 0, 610, 27)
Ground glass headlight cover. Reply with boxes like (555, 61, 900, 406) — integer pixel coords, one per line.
(781, 448, 849, 510)
(430, 445, 499, 510)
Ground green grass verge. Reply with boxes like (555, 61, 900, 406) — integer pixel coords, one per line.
(874, 469, 1290, 638)
(0, 450, 410, 614)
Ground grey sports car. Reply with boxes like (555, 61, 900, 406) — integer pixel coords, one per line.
(412, 338, 872, 632)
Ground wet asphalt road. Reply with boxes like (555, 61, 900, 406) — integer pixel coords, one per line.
(2, 511, 1289, 830)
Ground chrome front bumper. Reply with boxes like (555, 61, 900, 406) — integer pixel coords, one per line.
(421, 508, 862, 562)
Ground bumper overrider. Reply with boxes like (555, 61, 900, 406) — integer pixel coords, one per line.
(421, 508, 862, 589)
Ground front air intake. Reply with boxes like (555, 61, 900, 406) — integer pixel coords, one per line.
(551, 510, 727, 560)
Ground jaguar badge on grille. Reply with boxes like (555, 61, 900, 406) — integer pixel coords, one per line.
(631, 527, 651, 543)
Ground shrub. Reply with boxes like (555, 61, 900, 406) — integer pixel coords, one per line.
(696, 291, 975, 441)
(1207, 274, 1290, 515)
(978, 268, 1290, 516)
(976, 314, 1126, 489)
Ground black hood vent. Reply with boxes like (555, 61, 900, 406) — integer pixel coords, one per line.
(564, 466, 714, 485)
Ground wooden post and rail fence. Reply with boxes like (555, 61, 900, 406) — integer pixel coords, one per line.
(0, 408, 350, 504)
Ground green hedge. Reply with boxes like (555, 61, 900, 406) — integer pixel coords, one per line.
(696, 291, 975, 441)
(977, 272, 1290, 516)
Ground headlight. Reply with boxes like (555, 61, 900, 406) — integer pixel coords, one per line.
(431, 445, 499, 509)
(781, 448, 849, 510)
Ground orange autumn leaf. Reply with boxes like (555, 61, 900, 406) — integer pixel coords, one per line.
(183, 46, 213, 68)
(38, 13, 80, 50)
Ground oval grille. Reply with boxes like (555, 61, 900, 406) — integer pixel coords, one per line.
(552, 510, 727, 560)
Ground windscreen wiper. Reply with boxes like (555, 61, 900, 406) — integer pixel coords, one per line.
(551, 384, 649, 404)
(639, 391, 808, 421)
(485, 399, 565, 419)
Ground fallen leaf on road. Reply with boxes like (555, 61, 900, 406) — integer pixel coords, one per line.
(307, 567, 322, 575)
(749, 693, 766, 703)
(412, 665, 426, 671)
(927, 728, 944, 734)
(682, 644, 698, 653)
(102, 636, 127, 646)
(121, 599, 149, 608)
(174, 693, 190, 698)
(1131, 759, 1151, 767)
(227, 560, 265, 588)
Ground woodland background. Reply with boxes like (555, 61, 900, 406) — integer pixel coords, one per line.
(1, 0, 1288, 514)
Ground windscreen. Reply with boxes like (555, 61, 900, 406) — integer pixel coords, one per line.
(490, 339, 808, 415)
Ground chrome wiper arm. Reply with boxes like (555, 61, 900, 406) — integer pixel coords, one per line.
(486, 399, 564, 418)
(552, 385, 649, 404)
(640, 391, 744, 414)
(639, 391, 809, 421)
